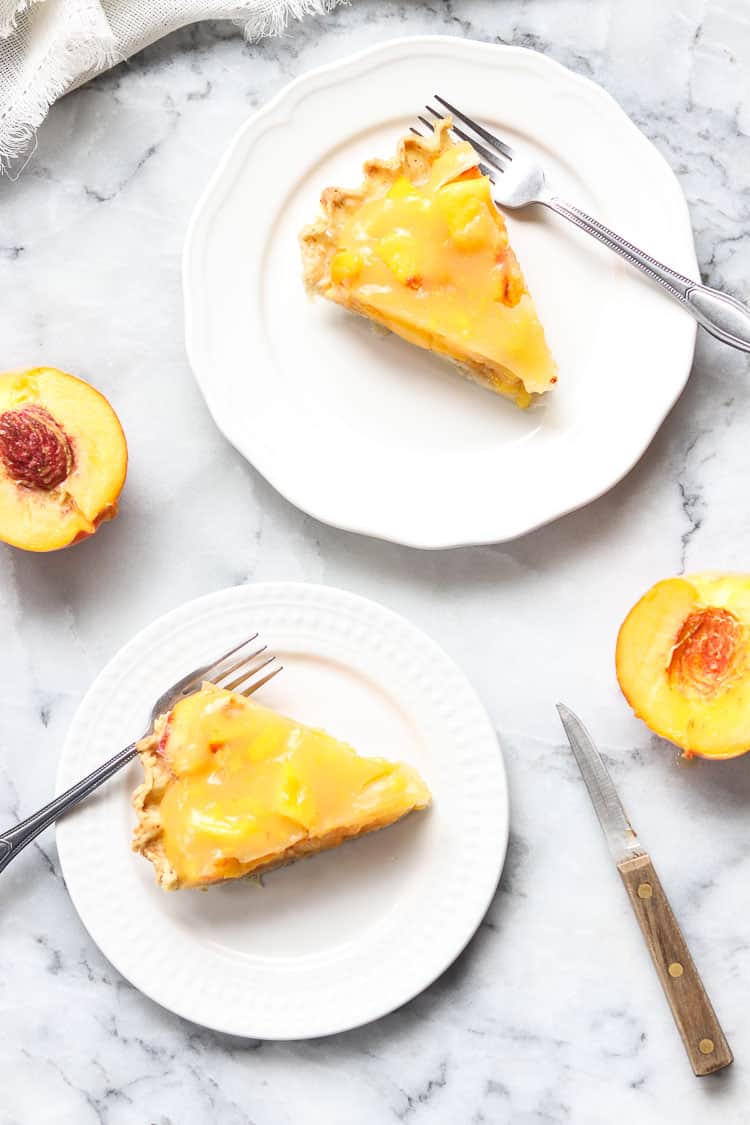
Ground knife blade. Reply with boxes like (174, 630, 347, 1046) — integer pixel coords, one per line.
(556, 702, 643, 862)
(556, 702, 733, 1077)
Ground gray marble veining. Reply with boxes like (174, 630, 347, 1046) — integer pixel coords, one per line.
(1, 2, 750, 1122)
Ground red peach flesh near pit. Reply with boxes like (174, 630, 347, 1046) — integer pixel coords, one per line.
(668, 607, 741, 695)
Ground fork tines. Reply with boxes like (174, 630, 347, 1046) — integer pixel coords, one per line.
(433, 95, 515, 160)
(412, 96, 517, 182)
(182, 633, 283, 700)
(221, 649, 282, 696)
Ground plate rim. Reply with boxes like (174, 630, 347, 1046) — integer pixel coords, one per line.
(55, 581, 509, 1038)
(182, 35, 698, 549)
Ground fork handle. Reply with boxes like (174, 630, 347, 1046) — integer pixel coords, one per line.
(0, 742, 138, 874)
(543, 195, 750, 352)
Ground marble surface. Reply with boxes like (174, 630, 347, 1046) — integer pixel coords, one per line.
(1, 1, 750, 1121)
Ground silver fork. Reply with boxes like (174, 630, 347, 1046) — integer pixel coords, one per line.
(0, 633, 283, 875)
(416, 96, 750, 353)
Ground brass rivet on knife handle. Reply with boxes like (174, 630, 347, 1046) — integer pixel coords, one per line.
(617, 853, 733, 1076)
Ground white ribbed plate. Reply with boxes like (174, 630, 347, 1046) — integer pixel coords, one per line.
(183, 36, 698, 548)
(56, 583, 507, 1039)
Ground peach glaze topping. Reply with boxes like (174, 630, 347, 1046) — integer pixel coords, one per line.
(325, 143, 557, 403)
(152, 684, 431, 888)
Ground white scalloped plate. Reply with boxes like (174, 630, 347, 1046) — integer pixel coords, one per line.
(55, 583, 507, 1039)
(183, 36, 697, 549)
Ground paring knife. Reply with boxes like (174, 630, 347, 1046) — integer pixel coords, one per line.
(557, 703, 733, 1077)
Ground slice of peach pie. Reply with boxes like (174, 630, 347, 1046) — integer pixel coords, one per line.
(132, 683, 431, 890)
(300, 117, 557, 408)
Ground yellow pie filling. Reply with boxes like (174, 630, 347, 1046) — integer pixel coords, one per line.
(132, 683, 431, 890)
(301, 119, 558, 407)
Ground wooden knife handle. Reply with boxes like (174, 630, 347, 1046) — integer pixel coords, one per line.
(617, 853, 732, 1076)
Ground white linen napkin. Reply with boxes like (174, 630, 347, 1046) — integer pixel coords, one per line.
(0, 0, 340, 174)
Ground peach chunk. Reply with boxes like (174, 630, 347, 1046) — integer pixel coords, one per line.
(616, 574, 750, 759)
(0, 367, 127, 552)
(436, 176, 499, 251)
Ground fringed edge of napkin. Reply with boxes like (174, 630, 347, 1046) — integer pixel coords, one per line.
(0, 0, 347, 176)
(0, 23, 119, 174)
(0, 0, 33, 40)
(240, 0, 345, 39)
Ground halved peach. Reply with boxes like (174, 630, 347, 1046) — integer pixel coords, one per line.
(0, 367, 127, 552)
(616, 574, 750, 759)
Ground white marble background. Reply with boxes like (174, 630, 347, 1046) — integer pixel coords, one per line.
(1, 1, 750, 1122)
